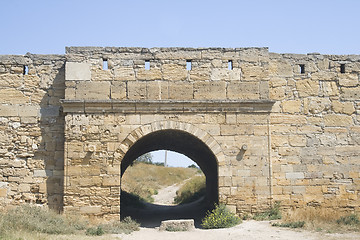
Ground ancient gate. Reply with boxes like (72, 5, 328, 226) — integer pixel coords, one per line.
(61, 47, 274, 219)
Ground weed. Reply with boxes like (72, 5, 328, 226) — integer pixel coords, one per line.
(101, 216, 140, 234)
(272, 221, 305, 228)
(253, 201, 282, 221)
(336, 214, 360, 226)
(86, 226, 104, 236)
(201, 204, 241, 229)
(174, 176, 206, 204)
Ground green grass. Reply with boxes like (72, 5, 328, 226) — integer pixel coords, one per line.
(201, 204, 241, 229)
(174, 175, 206, 204)
(336, 214, 360, 226)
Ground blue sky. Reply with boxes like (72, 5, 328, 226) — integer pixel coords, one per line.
(1, 0, 360, 55)
(2, 0, 359, 167)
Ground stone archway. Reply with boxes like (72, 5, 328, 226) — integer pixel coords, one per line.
(117, 121, 224, 206)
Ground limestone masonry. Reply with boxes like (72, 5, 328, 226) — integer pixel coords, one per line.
(0, 47, 359, 220)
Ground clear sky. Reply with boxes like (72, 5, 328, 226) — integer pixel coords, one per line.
(1, 0, 360, 55)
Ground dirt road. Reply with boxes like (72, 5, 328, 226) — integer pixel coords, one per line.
(118, 220, 359, 240)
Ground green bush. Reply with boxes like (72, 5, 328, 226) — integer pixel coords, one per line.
(253, 201, 282, 221)
(201, 204, 241, 229)
(336, 214, 360, 226)
(174, 176, 206, 205)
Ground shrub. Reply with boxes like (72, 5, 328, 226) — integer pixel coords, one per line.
(253, 201, 282, 221)
(86, 226, 104, 236)
(336, 214, 360, 226)
(174, 176, 206, 205)
(201, 204, 241, 229)
(272, 221, 305, 228)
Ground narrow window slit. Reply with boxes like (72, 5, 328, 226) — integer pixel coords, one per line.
(103, 59, 108, 70)
(145, 60, 150, 70)
(340, 64, 345, 73)
(299, 64, 305, 74)
(186, 60, 192, 70)
(23, 65, 29, 75)
(228, 60, 233, 70)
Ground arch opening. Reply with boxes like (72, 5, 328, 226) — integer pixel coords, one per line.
(120, 129, 219, 227)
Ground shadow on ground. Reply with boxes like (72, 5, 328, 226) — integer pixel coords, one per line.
(121, 197, 209, 228)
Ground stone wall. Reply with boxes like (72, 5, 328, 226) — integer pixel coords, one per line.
(0, 47, 359, 218)
(0, 54, 65, 212)
(268, 52, 360, 212)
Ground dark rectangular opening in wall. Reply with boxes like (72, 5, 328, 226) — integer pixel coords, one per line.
(145, 60, 150, 70)
(228, 60, 233, 70)
(299, 64, 305, 74)
(23, 65, 29, 75)
(340, 64, 346, 73)
(103, 59, 108, 70)
(186, 60, 192, 70)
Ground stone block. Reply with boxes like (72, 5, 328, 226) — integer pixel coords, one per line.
(40, 106, 60, 117)
(0, 188, 7, 197)
(162, 64, 187, 81)
(159, 219, 195, 231)
(114, 67, 136, 80)
(286, 172, 305, 180)
(168, 82, 193, 100)
(127, 81, 147, 100)
(338, 73, 359, 87)
(282, 100, 301, 113)
(65, 62, 91, 81)
(190, 69, 210, 80)
(324, 114, 353, 127)
(194, 81, 226, 100)
(332, 101, 355, 115)
(76, 81, 111, 100)
(136, 68, 162, 80)
(34, 170, 53, 177)
(340, 86, 360, 100)
(296, 79, 319, 97)
(0, 105, 19, 116)
(0, 89, 29, 104)
(227, 82, 260, 100)
(102, 176, 120, 186)
(80, 206, 102, 214)
(111, 82, 127, 100)
(146, 81, 161, 100)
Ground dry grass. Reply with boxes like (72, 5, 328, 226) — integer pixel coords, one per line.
(121, 162, 200, 202)
(281, 207, 360, 233)
(0, 204, 139, 240)
(174, 175, 206, 204)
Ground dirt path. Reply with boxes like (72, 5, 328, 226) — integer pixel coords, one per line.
(117, 220, 360, 240)
(152, 182, 180, 205)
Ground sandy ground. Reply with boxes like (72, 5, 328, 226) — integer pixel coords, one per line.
(120, 180, 359, 240)
(117, 220, 360, 240)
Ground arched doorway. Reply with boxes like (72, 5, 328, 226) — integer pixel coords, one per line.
(120, 129, 219, 227)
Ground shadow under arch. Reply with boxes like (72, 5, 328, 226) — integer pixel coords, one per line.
(119, 125, 220, 227)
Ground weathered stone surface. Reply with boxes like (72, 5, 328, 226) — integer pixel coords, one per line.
(159, 219, 195, 231)
(296, 79, 319, 97)
(282, 100, 301, 113)
(65, 62, 91, 81)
